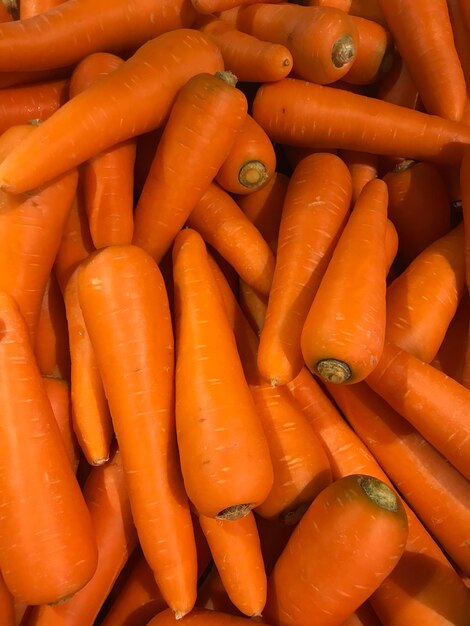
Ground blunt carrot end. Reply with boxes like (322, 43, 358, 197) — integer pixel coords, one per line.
(238, 160, 268, 190)
(215, 69, 238, 87)
(358, 475, 399, 512)
(315, 359, 352, 384)
(216, 503, 253, 521)
(332, 34, 356, 69)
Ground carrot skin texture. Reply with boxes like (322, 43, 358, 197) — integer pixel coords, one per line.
(252, 78, 470, 165)
(0, 29, 224, 194)
(0, 291, 98, 605)
(43, 377, 80, 472)
(77, 244, 198, 617)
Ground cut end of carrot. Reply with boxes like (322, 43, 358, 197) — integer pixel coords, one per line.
(315, 359, 351, 384)
(331, 35, 356, 69)
(215, 69, 238, 87)
(216, 503, 253, 521)
(238, 160, 268, 190)
(358, 475, 399, 512)
(174, 609, 188, 620)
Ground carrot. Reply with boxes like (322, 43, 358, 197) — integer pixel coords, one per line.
(338, 150, 378, 204)
(251, 77, 470, 165)
(196, 16, 293, 83)
(384, 218, 399, 275)
(383, 159, 452, 271)
(196, 566, 242, 616)
(263, 474, 408, 626)
(69, 52, 135, 249)
(342, 15, 393, 84)
(385, 222, 466, 362)
(0, 571, 14, 626)
(431, 292, 469, 383)
(376, 0, 466, 121)
(301, 178, 388, 384)
(257, 152, 351, 387)
(287, 367, 470, 625)
(197, 512, 267, 617)
(64, 267, 113, 466)
(0, 28, 224, 194)
(187, 182, 276, 297)
(132, 70, 248, 263)
(329, 381, 470, 578)
(376, 55, 420, 110)
(0, 291, 98, 605)
(304, 0, 386, 26)
(77, 244, 198, 618)
(447, 0, 470, 93)
(215, 113, 277, 195)
(192, 0, 282, 14)
(366, 340, 470, 481)
(172, 228, 273, 520)
(19, 0, 64, 18)
(0, 124, 78, 344)
(459, 146, 470, 290)
(0, 0, 15, 22)
(238, 281, 268, 334)
(34, 272, 71, 380)
(132, 128, 163, 200)
(340, 603, 382, 626)
(147, 606, 276, 626)
(0, 0, 197, 71)
(26, 445, 139, 626)
(232, 3, 358, 85)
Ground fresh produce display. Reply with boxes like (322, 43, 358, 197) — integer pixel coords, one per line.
(0, 1, 470, 625)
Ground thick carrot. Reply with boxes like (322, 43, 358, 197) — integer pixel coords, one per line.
(258, 152, 352, 386)
(0, 291, 98, 605)
(77, 244, 198, 618)
(0, 124, 78, 344)
(192, 0, 282, 14)
(215, 113, 276, 195)
(172, 228, 273, 520)
(187, 182, 276, 297)
(301, 178, 388, 384)
(69, 52, 135, 249)
(147, 607, 276, 626)
(329, 381, 470, 578)
(64, 267, 113, 466)
(377, 0, 467, 121)
(196, 16, 293, 83)
(0, 28, 224, 194)
(366, 340, 470, 481)
(376, 55, 420, 110)
(233, 3, 358, 85)
(197, 512, 267, 617)
(132, 70, 248, 263)
(0, 0, 197, 71)
(263, 474, 408, 626)
(342, 15, 393, 84)
(251, 77, 470, 165)
(304, 0, 386, 25)
(385, 222, 466, 362)
(19, 0, 64, 18)
(26, 446, 139, 626)
(383, 159, 451, 271)
(339, 150, 378, 204)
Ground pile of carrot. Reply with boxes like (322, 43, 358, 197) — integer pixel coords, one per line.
(1, 0, 470, 625)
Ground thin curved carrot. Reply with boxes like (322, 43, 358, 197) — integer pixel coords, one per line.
(338, 150, 378, 204)
(215, 113, 277, 195)
(233, 3, 358, 85)
(0, 291, 98, 605)
(19, 0, 64, 19)
(64, 267, 113, 467)
(77, 244, 198, 618)
(377, 0, 466, 121)
(258, 152, 352, 386)
(0, 29, 224, 194)
(43, 377, 80, 473)
(132, 70, 248, 263)
(301, 178, 388, 384)
(264, 474, 408, 626)
(187, 182, 276, 297)
(172, 228, 273, 521)
(376, 55, 420, 110)
(252, 77, 470, 165)
(383, 159, 452, 271)
(69, 51, 135, 248)
(197, 512, 267, 617)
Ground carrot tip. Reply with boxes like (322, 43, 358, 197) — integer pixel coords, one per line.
(215, 69, 238, 87)
(174, 610, 188, 620)
(216, 503, 253, 521)
(331, 35, 356, 69)
(238, 160, 268, 190)
(358, 475, 399, 512)
(315, 359, 351, 384)
(90, 456, 110, 466)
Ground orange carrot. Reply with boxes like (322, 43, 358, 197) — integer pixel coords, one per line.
(172, 228, 274, 520)
(258, 152, 352, 386)
(0, 291, 98, 605)
(147, 606, 276, 626)
(431, 292, 469, 383)
(0, 29, 224, 194)
(342, 15, 393, 84)
(0, 0, 14, 22)
(376, 55, 420, 110)
(238, 280, 268, 334)
(304, 0, 386, 25)
(19, 0, 64, 19)
(132, 70, 248, 263)
(384, 218, 399, 275)
(447, 0, 470, 93)
(196, 566, 242, 616)
(77, 244, 198, 618)
(339, 149, 378, 203)
(263, 474, 408, 626)
(377, 0, 467, 121)
(252, 77, 470, 165)
(193, 0, 282, 14)
(0, 571, 14, 626)
(187, 182, 276, 297)
(301, 178, 388, 384)
(340, 603, 382, 626)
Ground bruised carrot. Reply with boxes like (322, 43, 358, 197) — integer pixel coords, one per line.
(342, 16, 393, 84)
(258, 152, 352, 386)
(339, 149, 378, 203)
(77, 244, 198, 617)
(233, 3, 358, 85)
(132, 70, 248, 263)
(263, 474, 408, 626)
(0, 29, 224, 194)
(196, 16, 292, 83)
(43, 377, 80, 472)
(69, 52, 135, 248)
(172, 228, 273, 520)
(187, 182, 276, 297)
(301, 178, 388, 384)
(252, 77, 470, 165)
(0, 291, 98, 605)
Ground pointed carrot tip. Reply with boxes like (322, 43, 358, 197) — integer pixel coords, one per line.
(174, 610, 188, 620)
